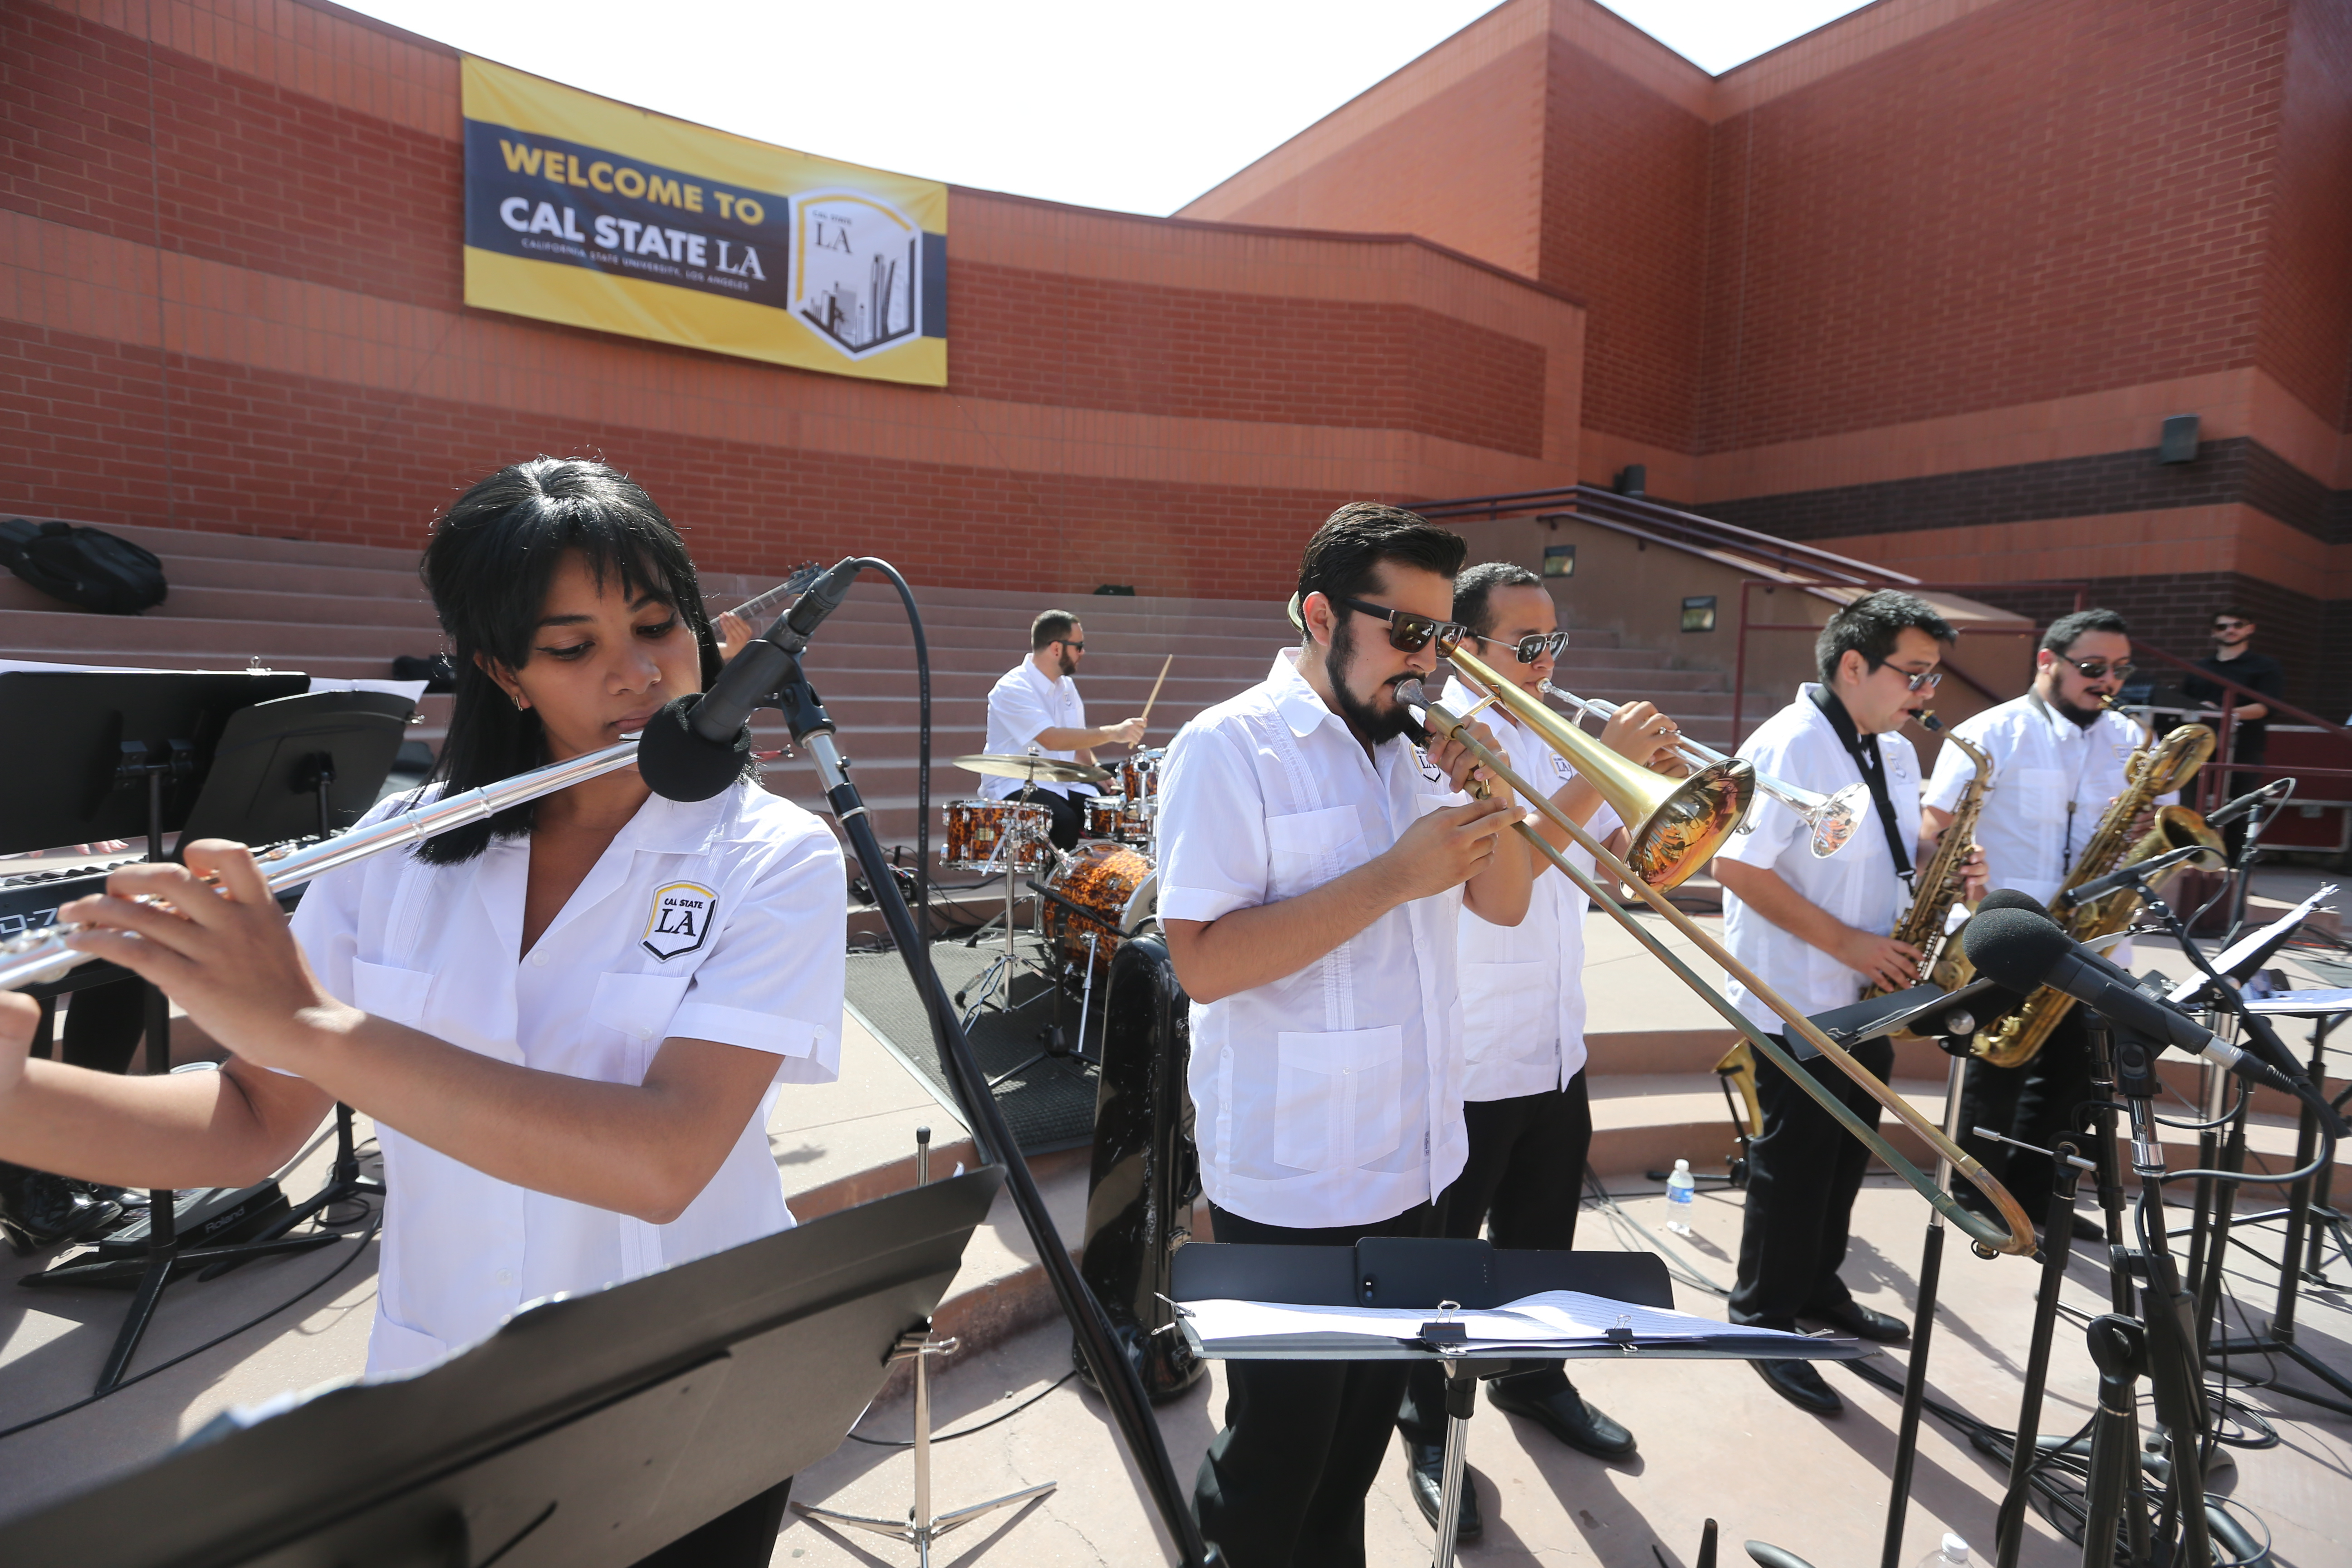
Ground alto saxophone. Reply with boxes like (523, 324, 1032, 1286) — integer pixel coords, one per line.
(1970, 703, 2223, 1069)
(1867, 714, 1989, 1017)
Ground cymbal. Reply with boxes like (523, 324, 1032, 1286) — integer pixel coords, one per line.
(952, 752, 1111, 784)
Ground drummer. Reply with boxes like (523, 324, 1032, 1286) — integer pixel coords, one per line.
(981, 610, 1146, 850)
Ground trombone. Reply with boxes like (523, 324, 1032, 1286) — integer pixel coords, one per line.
(1540, 680, 1868, 861)
(1426, 646, 2035, 1257)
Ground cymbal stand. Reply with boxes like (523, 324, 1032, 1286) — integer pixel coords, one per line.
(954, 794, 1055, 1030)
(790, 1127, 1058, 1563)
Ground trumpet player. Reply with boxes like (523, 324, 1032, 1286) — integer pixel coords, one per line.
(1921, 607, 2162, 1238)
(1159, 505, 1531, 1568)
(1389, 563, 1681, 1539)
(1712, 591, 1980, 1416)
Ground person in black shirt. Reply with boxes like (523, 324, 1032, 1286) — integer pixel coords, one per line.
(2181, 607, 2284, 855)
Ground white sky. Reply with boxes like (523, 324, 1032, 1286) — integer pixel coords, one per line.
(338, 1, 1875, 216)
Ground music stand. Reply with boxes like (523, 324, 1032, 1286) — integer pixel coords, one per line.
(1172, 1239, 1865, 1568)
(174, 690, 417, 1276)
(0, 673, 395, 1392)
(0, 1168, 1004, 1568)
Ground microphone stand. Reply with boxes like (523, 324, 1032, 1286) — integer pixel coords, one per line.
(1879, 1039, 1967, 1568)
(753, 646, 1217, 1568)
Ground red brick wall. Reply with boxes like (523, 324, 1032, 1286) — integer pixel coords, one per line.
(952, 265, 1548, 456)
(1697, 0, 2291, 453)
(2261, 0, 2352, 433)
(0, 0, 1584, 602)
(1538, 29, 1709, 452)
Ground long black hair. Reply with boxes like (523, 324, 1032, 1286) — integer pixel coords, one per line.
(416, 457, 720, 863)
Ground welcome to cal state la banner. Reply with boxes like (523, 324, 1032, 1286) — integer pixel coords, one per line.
(461, 57, 947, 385)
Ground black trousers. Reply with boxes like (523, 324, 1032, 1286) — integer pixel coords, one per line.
(626, 1476, 792, 1568)
(1037, 789, 1085, 851)
(1194, 1201, 1435, 1568)
(31, 976, 147, 1075)
(1955, 1007, 2094, 1216)
(1728, 1034, 1894, 1332)
(1396, 1074, 1593, 1441)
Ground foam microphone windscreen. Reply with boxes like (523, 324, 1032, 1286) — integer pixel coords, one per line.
(1963, 905, 2075, 995)
(636, 693, 752, 803)
(1975, 888, 2052, 919)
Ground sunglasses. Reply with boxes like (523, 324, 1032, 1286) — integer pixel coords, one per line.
(2213, 620, 2250, 632)
(1054, 639, 1086, 653)
(1332, 595, 1469, 657)
(1475, 630, 1572, 664)
(1875, 663, 1942, 693)
(2057, 652, 2134, 681)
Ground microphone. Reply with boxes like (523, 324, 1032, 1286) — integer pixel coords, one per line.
(1962, 908, 2298, 1093)
(2205, 777, 2293, 828)
(639, 556, 864, 802)
(2055, 845, 2204, 911)
(1975, 887, 2050, 919)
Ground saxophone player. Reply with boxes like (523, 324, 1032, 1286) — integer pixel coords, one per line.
(1921, 608, 2166, 1239)
(1712, 592, 1981, 1416)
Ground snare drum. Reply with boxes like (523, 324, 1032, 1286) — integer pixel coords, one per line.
(941, 799, 1053, 872)
(1082, 794, 1126, 841)
(1041, 841, 1153, 975)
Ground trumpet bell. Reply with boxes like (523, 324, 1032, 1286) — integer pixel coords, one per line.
(1811, 782, 1871, 860)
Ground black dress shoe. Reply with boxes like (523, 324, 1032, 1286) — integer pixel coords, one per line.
(1400, 1436, 1481, 1541)
(1804, 1299, 1909, 1343)
(1486, 1378, 1638, 1459)
(1752, 1357, 1842, 1415)
(0, 1163, 123, 1255)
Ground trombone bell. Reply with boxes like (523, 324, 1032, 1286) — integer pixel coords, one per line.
(1810, 783, 1871, 860)
(1445, 644, 1754, 892)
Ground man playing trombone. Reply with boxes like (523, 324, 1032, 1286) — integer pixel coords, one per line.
(1711, 591, 1980, 1416)
(1158, 505, 1531, 1568)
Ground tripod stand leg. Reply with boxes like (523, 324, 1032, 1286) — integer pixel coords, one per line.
(1432, 1359, 1475, 1568)
(2077, 1316, 2147, 1568)
(1994, 1145, 2088, 1568)
(93, 1194, 174, 1394)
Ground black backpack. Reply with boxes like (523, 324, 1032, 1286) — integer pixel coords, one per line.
(0, 519, 168, 615)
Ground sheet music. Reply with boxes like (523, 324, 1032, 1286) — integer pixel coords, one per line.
(1178, 1290, 1812, 1351)
(2166, 884, 2337, 1006)
(2242, 988, 2352, 1016)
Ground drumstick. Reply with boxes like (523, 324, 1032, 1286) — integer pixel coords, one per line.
(1138, 654, 1173, 731)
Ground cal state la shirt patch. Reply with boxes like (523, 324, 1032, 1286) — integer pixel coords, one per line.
(642, 881, 717, 961)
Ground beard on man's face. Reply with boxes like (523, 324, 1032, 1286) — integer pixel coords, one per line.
(1056, 644, 1078, 678)
(1327, 615, 1427, 745)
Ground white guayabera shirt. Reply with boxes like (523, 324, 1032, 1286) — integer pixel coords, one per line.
(1715, 685, 1921, 1037)
(291, 778, 845, 1376)
(979, 658, 1096, 800)
(1158, 649, 1470, 1230)
(1440, 675, 1620, 1102)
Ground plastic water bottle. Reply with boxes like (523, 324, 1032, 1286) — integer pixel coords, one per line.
(1914, 1533, 1970, 1568)
(1664, 1158, 1695, 1235)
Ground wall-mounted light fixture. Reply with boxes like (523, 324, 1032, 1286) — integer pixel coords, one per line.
(1543, 544, 1576, 578)
(2159, 414, 2200, 464)
(1681, 595, 1717, 633)
(1615, 464, 1647, 496)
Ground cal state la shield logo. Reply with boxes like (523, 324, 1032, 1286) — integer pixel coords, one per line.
(642, 881, 717, 961)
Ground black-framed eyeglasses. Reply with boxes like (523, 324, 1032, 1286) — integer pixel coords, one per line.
(1054, 639, 1086, 653)
(1874, 663, 1943, 693)
(2213, 619, 2251, 632)
(1332, 595, 1469, 657)
(1475, 630, 1571, 664)
(2057, 652, 2134, 681)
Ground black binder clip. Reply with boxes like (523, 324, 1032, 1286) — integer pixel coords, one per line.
(1418, 1299, 1468, 1349)
(1606, 1314, 1638, 1354)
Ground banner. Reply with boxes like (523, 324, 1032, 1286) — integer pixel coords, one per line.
(461, 56, 947, 385)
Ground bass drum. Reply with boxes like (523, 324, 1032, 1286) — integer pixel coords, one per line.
(1073, 930, 1203, 1402)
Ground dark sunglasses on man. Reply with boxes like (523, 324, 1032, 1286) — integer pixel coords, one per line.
(1328, 594, 1471, 657)
(1475, 630, 1572, 664)
(2056, 652, 2133, 681)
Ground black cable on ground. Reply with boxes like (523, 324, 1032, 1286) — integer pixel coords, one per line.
(843, 1369, 1079, 1448)
(0, 1200, 382, 1444)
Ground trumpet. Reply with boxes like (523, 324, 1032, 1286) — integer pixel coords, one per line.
(0, 739, 642, 993)
(1539, 680, 1867, 860)
(1413, 658, 2035, 1258)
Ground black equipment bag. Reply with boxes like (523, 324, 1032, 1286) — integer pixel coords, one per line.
(0, 519, 167, 615)
(1074, 931, 1205, 1401)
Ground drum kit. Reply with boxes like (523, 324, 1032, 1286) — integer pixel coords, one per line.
(940, 750, 1165, 1071)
